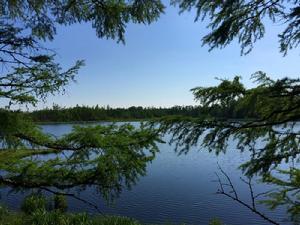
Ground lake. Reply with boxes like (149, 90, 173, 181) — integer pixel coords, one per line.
(0, 122, 291, 225)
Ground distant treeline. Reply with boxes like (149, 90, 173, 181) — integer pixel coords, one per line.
(27, 104, 257, 122)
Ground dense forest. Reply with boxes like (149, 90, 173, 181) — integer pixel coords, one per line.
(27, 103, 257, 122)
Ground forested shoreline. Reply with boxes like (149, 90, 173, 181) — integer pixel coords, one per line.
(26, 104, 257, 123)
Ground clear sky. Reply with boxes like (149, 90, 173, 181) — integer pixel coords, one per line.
(26, 5, 300, 109)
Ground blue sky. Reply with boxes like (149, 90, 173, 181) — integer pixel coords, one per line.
(30, 5, 299, 109)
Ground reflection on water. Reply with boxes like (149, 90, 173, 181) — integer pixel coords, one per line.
(0, 123, 294, 225)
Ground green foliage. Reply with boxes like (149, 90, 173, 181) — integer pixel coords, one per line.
(26, 210, 92, 225)
(2, 194, 144, 224)
(155, 72, 300, 176)
(21, 193, 48, 215)
(0, 207, 221, 225)
(1, 0, 164, 43)
(0, 0, 164, 203)
(0, 1, 164, 106)
(155, 71, 300, 223)
(0, 205, 9, 220)
(0, 120, 161, 200)
(191, 76, 245, 108)
(0, 209, 143, 225)
(209, 219, 223, 225)
(172, 0, 300, 55)
(1, 1, 299, 108)
(0, 1, 299, 224)
(28, 105, 219, 122)
(257, 168, 300, 224)
(54, 195, 68, 213)
(0, 21, 84, 106)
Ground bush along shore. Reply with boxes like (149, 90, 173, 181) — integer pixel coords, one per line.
(0, 194, 223, 225)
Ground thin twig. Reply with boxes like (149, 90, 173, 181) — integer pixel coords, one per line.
(215, 164, 280, 225)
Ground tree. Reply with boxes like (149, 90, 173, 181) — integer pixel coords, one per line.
(154, 75, 300, 224)
(0, 0, 164, 105)
(159, 0, 300, 223)
(0, 0, 165, 199)
(156, 72, 300, 169)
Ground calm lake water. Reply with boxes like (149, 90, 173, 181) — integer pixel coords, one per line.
(0, 122, 292, 225)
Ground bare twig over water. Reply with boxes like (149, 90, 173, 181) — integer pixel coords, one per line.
(215, 163, 280, 225)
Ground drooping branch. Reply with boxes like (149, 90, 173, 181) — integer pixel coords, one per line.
(0, 117, 161, 201)
(172, 0, 299, 55)
(154, 72, 300, 176)
(40, 187, 105, 215)
(0, 176, 105, 214)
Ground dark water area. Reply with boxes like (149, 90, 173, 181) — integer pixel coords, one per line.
(0, 122, 292, 225)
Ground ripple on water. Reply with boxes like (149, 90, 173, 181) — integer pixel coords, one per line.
(0, 123, 295, 225)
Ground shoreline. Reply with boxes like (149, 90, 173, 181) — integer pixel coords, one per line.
(34, 117, 258, 125)
(34, 118, 149, 125)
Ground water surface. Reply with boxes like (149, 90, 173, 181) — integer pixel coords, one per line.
(0, 122, 291, 225)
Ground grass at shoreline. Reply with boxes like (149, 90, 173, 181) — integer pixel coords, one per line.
(0, 206, 223, 225)
(0, 209, 142, 225)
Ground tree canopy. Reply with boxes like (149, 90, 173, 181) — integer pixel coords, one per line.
(156, 72, 300, 174)
(1, 0, 299, 107)
(153, 72, 300, 223)
(172, 0, 300, 55)
(0, 0, 165, 199)
(0, 0, 165, 106)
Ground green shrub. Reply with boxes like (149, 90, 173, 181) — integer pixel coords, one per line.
(209, 218, 223, 225)
(0, 205, 8, 220)
(26, 210, 69, 225)
(21, 193, 47, 215)
(53, 195, 68, 212)
(0, 204, 224, 225)
(28, 210, 87, 225)
(26, 211, 138, 225)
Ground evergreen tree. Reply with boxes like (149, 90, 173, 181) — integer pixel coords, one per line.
(155, 1, 300, 223)
(0, 0, 164, 197)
